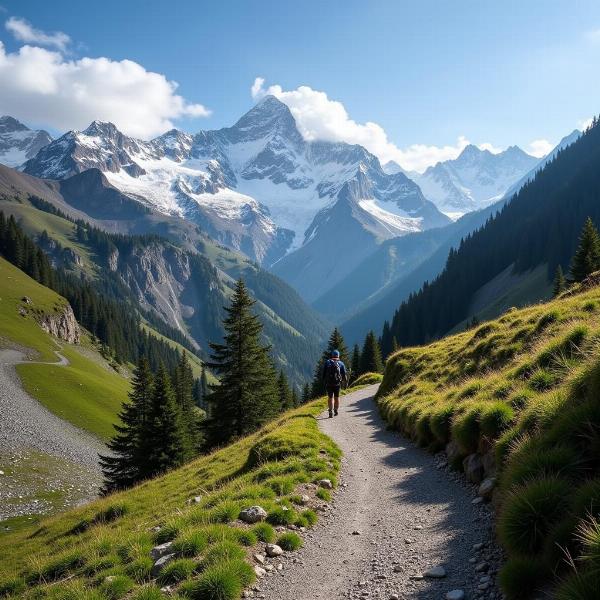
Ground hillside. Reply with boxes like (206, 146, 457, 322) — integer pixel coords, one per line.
(0, 396, 340, 600)
(376, 277, 600, 598)
(378, 119, 600, 354)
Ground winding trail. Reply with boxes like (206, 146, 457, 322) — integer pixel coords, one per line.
(0, 348, 105, 521)
(258, 385, 502, 600)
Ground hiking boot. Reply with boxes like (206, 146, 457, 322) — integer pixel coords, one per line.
(334, 409, 339, 416)
(328, 409, 333, 418)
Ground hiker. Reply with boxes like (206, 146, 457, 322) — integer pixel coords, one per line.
(322, 349, 348, 418)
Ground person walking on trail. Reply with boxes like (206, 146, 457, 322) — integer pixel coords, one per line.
(322, 349, 348, 418)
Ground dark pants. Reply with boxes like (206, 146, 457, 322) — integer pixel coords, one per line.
(327, 385, 341, 411)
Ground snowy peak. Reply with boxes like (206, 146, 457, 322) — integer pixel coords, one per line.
(413, 144, 539, 217)
(0, 115, 52, 168)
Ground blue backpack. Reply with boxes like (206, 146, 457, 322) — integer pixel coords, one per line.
(325, 359, 343, 386)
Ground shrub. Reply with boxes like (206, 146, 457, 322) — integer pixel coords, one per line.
(124, 557, 153, 583)
(498, 476, 571, 554)
(157, 558, 197, 584)
(266, 507, 297, 526)
(100, 574, 135, 599)
(277, 532, 303, 551)
(200, 541, 245, 569)
(501, 443, 580, 489)
(429, 404, 454, 444)
(316, 488, 331, 502)
(554, 569, 600, 600)
(172, 529, 209, 557)
(180, 562, 242, 600)
(131, 585, 165, 600)
(498, 556, 549, 600)
(451, 405, 483, 453)
(252, 522, 276, 543)
(480, 402, 514, 438)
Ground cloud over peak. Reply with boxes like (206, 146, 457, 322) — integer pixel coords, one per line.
(6, 16, 70, 52)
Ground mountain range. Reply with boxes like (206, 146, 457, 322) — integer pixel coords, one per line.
(0, 116, 52, 168)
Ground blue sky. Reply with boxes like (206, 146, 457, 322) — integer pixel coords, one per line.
(1, 0, 599, 170)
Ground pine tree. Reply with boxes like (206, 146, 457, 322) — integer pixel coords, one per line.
(173, 352, 199, 458)
(360, 331, 384, 374)
(100, 357, 153, 492)
(301, 383, 311, 404)
(277, 370, 294, 412)
(350, 344, 361, 382)
(391, 337, 399, 353)
(204, 279, 279, 446)
(570, 217, 600, 282)
(291, 387, 299, 408)
(311, 328, 349, 397)
(143, 364, 188, 477)
(553, 265, 566, 296)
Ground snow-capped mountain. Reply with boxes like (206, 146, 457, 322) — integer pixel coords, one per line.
(20, 96, 449, 268)
(411, 144, 539, 217)
(0, 116, 52, 168)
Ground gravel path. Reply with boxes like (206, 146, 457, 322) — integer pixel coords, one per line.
(0, 348, 105, 521)
(256, 385, 503, 600)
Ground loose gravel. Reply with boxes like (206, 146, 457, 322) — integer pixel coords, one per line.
(254, 385, 504, 600)
(0, 348, 105, 521)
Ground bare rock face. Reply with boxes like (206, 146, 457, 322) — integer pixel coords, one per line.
(462, 453, 485, 484)
(38, 304, 80, 344)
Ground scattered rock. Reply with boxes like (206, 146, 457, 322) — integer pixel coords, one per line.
(475, 562, 488, 572)
(478, 477, 496, 499)
(472, 497, 484, 505)
(150, 541, 173, 561)
(463, 453, 485, 484)
(265, 543, 284, 557)
(318, 478, 333, 489)
(423, 566, 446, 578)
(21, 296, 32, 304)
(186, 495, 202, 505)
(352, 530, 361, 535)
(445, 440, 461, 462)
(254, 553, 265, 564)
(240, 506, 268, 524)
(254, 565, 267, 578)
(151, 553, 176, 576)
(393, 565, 403, 573)
(300, 494, 311, 505)
(446, 590, 465, 600)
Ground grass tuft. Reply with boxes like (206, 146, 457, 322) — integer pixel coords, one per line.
(277, 532, 303, 551)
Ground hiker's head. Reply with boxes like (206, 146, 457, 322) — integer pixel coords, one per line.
(331, 349, 340, 360)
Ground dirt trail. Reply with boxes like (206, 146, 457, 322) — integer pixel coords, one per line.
(258, 385, 502, 600)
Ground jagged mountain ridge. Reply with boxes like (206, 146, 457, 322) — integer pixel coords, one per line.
(408, 144, 539, 216)
(0, 116, 52, 168)
(19, 97, 449, 268)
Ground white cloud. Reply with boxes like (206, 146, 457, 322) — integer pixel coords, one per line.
(0, 41, 210, 138)
(478, 142, 504, 154)
(578, 116, 594, 131)
(527, 139, 553, 158)
(251, 78, 502, 172)
(6, 17, 70, 52)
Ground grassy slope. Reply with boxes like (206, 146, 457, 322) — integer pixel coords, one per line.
(377, 279, 600, 598)
(0, 257, 128, 440)
(0, 398, 340, 600)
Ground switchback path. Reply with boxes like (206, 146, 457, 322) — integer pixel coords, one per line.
(0, 348, 105, 521)
(258, 385, 502, 600)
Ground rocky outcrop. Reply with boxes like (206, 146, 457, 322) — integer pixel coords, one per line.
(38, 304, 80, 344)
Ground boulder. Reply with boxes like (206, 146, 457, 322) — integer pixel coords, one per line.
(151, 553, 176, 577)
(482, 450, 496, 477)
(265, 543, 284, 557)
(150, 541, 173, 561)
(463, 453, 485, 484)
(239, 505, 267, 524)
(318, 479, 333, 489)
(445, 440, 461, 462)
(478, 477, 496, 499)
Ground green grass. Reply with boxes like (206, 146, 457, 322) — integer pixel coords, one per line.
(376, 276, 600, 598)
(0, 397, 339, 599)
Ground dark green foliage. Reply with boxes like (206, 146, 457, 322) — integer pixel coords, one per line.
(554, 264, 567, 296)
(200, 541, 245, 569)
(277, 370, 294, 411)
(204, 279, 279, 447)
(311, 328, 349, 397)
(498, 556, 549, 600)
(157, 558, 197, 584)
(252, 522, 276, 543)
(479, 402, 514, 438)
(360, 331, 384, 374)
(124, 557, 153, 583)
(180, 561, 243, 600)
(451, 406, 482, 453)
(350, 344, 361, 382)
(277, 532, 303, 551)
(570, 217, 600, 282)
(554, 569, 600, 600)
(498, 477, 571, 554)
(266, 506, 297, 526)
(301, 383, 311, 404)
(231, 529, 257, 546)
(172, 530, 209, 557)
(100, 358, 154, 492)
(528, 368, 557, 391)
(301, 509, 318, 527)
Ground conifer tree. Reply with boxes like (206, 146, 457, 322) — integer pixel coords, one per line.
(173, 352, 200, 457)
(143, 364, 188, 477)
(291, 387, 299, 408)
(553, 265, 566, 296)
(350, 344, 361, 382)
(277, 370, 294, 412)
(311, 328, 349, 397)
(391, 337, 399, 353)
(100, 357, 154, 492)
(204, 279, 279, 446)
(301, 383, 311, 404)
(570, 217, 600, 282)
(360, 330, 384, 374)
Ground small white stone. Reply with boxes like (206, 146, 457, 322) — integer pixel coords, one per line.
(446, 591, 465, 600)
(265, 543, 284, 557)
(254, 566, 267, 578)
(318, 479, 333, 489)
(423, 566, 446, 578)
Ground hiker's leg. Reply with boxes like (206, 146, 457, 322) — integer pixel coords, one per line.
(334, 387, 340, 411)
(327, 389, 334, 412)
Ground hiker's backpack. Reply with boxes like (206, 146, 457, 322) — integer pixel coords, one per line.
(326, 359, 343, 387)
